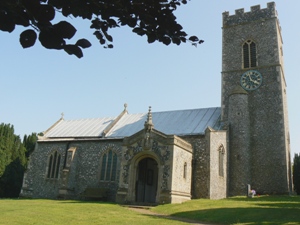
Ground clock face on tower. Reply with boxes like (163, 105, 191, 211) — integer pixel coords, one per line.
(240, 70, 262, 91)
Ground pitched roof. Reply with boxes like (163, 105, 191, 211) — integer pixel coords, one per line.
(43, 107, 221, 139)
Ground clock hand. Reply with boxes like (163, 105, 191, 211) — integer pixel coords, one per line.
(247, 74, 254, 81)
(247, 74, 260, 84)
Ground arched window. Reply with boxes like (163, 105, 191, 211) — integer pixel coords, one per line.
(47, 151, 61, 179)
(218, 145, 225, 177)
(243, 40, 257, 68)
(100, 150, 118, 181)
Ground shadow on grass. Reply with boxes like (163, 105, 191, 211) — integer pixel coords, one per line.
(227, 195, 300, 202)
(171, 207, 300, 225)
(18, 198, 116, 205)
(57, 200, 115, 205)
(257, 202, 300, 209)
(141, 213, 213, 225)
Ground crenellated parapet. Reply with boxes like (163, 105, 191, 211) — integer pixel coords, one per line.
(223, 2, 276, 27)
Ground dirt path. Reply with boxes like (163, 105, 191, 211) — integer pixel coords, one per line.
(125, 205, 219, 225)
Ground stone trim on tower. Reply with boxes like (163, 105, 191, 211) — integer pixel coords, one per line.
(223, 2, 276, 27)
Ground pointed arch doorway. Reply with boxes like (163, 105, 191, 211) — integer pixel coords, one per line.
(135, 157, 158, 203)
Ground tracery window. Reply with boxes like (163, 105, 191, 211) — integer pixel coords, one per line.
(243, 40, 257, 68)
(100, 150, 118, 181)
(47, 151, 61, 179)
(218, 145, 225, 177)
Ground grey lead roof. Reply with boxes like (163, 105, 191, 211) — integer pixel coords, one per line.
(43, 107, 221, 139)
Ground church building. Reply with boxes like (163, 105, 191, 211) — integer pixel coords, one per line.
(21, 2, 292, 204)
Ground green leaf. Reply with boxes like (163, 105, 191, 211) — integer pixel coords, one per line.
(39, 29, 65, 49)
(99, 39, 106, 45)
(75, 39, 92, 48)
(20, 29, 37, 48)
(147, 34, 156, 44)
(172, 37, 181, 45)
(53, 21, 77, 39)
(36, 5, 55, 22)
(64, 44, 83, 58)
(162, 37, 171, 45)
(132, 28, 146, 36)
(107, 19, 118, 28)
(189, 36, 199, 42)
(14, 11, 30, 27)
(0, 12, 15, 33)
(103, 31, 113, 42)
(93, 31, 103, 40)
(180, 37, 186, 43)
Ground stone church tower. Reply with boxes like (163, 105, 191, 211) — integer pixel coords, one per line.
(221, 2, 292, 195)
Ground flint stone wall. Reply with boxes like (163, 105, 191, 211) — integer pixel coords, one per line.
(22, 140, 123, 201)
(222, 1, 291, 194)
(180, 131, 227, 200)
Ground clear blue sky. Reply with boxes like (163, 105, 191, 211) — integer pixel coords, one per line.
(1, 1, 299, 158)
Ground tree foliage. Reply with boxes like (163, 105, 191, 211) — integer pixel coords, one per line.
(293, 153, 300, 195)
(0, 124, 26, 177)
(23, 133, 38, 158)
(0, 0, 203, 58)
(0, 158, 26, 198)
(0, 123, 27, 197)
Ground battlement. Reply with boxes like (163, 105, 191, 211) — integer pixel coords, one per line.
(223, 2, 277, 27)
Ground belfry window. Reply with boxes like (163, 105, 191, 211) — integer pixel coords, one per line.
(100, 150, 118, 181)
(47, 151, 61, 179)
(243, 40, 257, 68)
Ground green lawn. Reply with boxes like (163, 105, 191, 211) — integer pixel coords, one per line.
(153, 195, 300, 225)
(0, 199, 186, 225)
(0, 196, 299, 225)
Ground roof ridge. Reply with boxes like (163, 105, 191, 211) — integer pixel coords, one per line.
(53, 107, 220, 122)
(151, 106, 219, 114)
(63, 116, 116, 122)
(102, 104, 128, 137)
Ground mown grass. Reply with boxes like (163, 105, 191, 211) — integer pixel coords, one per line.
(0, 199, 187, 225)
(0, 196, 299, 225)
(153, 195, 300, 224)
